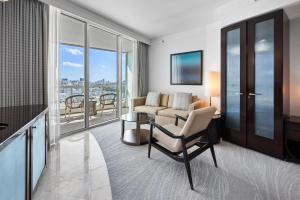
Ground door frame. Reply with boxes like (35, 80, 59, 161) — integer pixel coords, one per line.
(221, 21, 247, 147)
(58, 11, 136, 136)
(246, 10, 284, 158)
(221, 10, 288, 159)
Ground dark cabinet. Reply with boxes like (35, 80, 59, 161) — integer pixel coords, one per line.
(0, 106, 48, 200)
(285, 116, 300, 162)
(221, 10, 289, 159)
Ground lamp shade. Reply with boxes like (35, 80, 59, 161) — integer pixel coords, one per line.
(205, 71, 220, 97)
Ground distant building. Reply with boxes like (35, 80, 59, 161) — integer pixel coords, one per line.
(61, 78, 68, 85)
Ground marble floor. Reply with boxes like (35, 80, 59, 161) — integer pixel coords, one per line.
(33, 132, 112, 200)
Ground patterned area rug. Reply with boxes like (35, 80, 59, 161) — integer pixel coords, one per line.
(92, 122, 300, 200)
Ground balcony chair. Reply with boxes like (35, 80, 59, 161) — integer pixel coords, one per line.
(148, 106, 217, 190)
(99, 93, 117, 115)
(64, 95, 84, 120)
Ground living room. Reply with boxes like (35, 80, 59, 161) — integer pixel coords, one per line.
(1, 0, 300, 200)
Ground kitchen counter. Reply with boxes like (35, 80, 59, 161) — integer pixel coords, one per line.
(0, 104, 48, 200)
(0, 105, 48, 148)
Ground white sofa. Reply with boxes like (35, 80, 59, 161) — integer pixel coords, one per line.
(132, 93, 208, 126)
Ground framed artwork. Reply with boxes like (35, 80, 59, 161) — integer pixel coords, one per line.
(170, 50, 203, 85)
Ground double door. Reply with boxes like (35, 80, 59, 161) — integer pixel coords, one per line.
(221, 10, 289, 158)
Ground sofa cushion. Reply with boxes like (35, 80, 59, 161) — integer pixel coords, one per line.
(168, 94, 174, 108)
(145, 92, 161, 107)
(172, 92, 192, 110)
(192, 96, 200, 103)
(160, 94, 169, 107)
(157, 108, 189, 119)
(168, 94, 199, 108)
(134, 106, 166, 115)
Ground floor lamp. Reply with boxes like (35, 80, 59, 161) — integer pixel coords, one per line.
(206, 71, 220, 107)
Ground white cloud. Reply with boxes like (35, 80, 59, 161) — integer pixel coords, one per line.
(100, 65, 108, 69)
(65, 47, 83, 56)
(62, 62, 83, 68)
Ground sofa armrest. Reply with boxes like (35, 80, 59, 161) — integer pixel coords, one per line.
(132, 96, 147, 108)
(188, 100, 205, 112)
(175, 114, 187, 126)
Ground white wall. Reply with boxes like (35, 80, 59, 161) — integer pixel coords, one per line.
(149, 25, 221, 108)
(290, 18, 300, 116)
(149, 27, 206, 96)
(149, 0, 300, 112)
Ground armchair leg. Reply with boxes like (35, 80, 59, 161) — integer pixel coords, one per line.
(101, 104, 104, 116)
(148, 143, 151, 158)
(148, 124, 153, 158)
(209, 144, 218, 168)
(183, 146, 194, 190)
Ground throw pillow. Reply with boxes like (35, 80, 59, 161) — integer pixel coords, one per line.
(172, 92, 192, 110)
(145, 92, 161, 107)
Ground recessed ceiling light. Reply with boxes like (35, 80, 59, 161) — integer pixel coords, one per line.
(0, 0, 10, 2)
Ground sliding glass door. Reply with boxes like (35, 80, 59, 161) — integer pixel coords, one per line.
(59, 13, 136, 135)
(59, 14, 86, 134)
(89, 26, 118, 126)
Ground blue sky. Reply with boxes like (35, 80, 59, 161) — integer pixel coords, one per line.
(60, 44, 126, 82)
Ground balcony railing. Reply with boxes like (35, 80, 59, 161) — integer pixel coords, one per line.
(59, 84, 129, 115)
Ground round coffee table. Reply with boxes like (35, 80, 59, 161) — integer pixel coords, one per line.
(121, 112, 154, 146)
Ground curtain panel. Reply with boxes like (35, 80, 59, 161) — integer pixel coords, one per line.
(137, 41, 149, 97)
(47, 6, 60, 145)
(0, 0, 49, 107)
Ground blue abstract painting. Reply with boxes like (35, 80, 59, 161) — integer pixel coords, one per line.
(171, 51, 203, 85)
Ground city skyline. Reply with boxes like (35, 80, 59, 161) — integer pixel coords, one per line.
(60, 44, 127, 82)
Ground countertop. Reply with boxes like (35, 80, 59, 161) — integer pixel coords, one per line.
(0, 105, 48, 147)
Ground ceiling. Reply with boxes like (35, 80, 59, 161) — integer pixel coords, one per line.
(66, 0, 229, 39)
(60, 14, 134, 52)
(285, 2, 300, 19)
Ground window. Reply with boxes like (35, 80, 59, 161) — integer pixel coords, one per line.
(59, 13, 136, 135)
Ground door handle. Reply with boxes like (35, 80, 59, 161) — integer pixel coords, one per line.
(248, 93, 262, 98)
(248, 93, 262, 96)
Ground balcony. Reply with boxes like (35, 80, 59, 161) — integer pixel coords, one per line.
(60, 85, 129, 134)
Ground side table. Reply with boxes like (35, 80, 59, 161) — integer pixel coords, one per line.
(121, 112, 154, 146)
(201, 114, 221, 144)
(285, 116, 300, 163)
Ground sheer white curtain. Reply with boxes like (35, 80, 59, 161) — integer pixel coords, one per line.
(132, 41, 138, 98)
(127, 40, 138, 111)
(48, 6, 60, 146)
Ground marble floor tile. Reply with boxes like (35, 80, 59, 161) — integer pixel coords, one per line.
(33, 131, 112, 200)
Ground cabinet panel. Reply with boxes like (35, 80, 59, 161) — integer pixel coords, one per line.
(32, 114, 46, 190)
(0, 133, 26, 200)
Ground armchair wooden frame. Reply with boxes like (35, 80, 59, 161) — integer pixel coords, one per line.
(148, 115, 218, 190)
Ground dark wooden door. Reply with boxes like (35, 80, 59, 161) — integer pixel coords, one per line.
(246, 11, 284, 158)
(221, 22, 247, 147)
